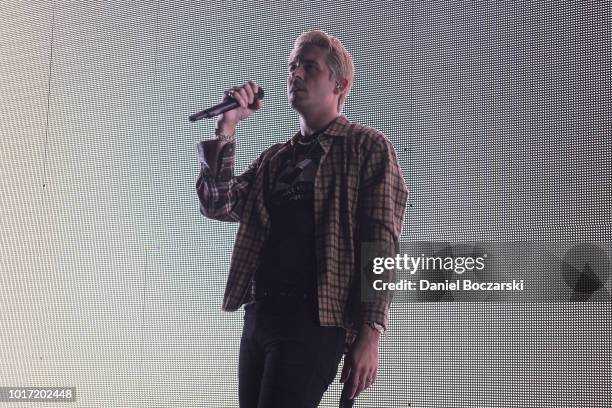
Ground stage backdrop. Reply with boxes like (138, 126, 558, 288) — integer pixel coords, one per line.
(1, 1, 610, 407)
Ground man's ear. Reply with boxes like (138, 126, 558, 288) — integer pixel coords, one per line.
(335, 78, 348, 93)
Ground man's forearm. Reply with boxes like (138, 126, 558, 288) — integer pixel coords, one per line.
(216, 119, 237, 138)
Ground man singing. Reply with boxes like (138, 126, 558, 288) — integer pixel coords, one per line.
(196, 30, 408, 407)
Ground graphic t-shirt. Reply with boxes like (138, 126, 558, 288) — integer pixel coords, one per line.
(255, 134, 325, 297)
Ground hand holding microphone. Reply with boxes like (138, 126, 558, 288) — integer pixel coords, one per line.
(189, 80, 265, 135)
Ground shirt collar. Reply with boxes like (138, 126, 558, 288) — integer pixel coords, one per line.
(289, 114, 350, 147)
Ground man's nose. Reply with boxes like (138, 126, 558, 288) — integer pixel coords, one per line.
(289, 65, 305, 81)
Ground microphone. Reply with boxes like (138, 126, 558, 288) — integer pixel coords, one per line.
(339, 383, 355, 407)
(189, 87, 265, 122)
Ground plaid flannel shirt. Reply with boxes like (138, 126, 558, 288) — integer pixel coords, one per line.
(196, 114, 408, 352)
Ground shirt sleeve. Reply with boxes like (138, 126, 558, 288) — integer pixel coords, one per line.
(356, 132, 409, 334)
(195, 138, 265, 223)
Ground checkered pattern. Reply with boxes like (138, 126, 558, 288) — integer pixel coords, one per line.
(196, 115, 408, 352)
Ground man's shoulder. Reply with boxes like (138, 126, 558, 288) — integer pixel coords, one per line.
(264, 141, 288, 151)
(347, 121, 386, 139)
(340, 118, 393, 149)
(257, 141, 290, 163)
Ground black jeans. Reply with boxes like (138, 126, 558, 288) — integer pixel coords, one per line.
(239, 296, 346, 408)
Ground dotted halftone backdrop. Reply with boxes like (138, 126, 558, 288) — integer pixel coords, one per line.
(0, 1, 610, 407)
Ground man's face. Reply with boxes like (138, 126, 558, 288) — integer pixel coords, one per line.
(287, 45, 338, 115)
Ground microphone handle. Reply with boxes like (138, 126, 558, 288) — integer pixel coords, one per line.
(189, 87, 265, 122)
(189, 99, 239, 122)
(339, 383, 355, 408)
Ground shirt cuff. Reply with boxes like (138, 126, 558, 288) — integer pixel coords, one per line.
(363, 320, 385, 334)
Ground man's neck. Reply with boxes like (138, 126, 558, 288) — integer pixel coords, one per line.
(298, 110, 340, 141)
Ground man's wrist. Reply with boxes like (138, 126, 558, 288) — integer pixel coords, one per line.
(216, 119, 237, 135)
(361, 320, 384, 335)
(214, 126, 236, 142)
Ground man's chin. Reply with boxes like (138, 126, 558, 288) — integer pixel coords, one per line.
(289, 98, 307, 112)
(289, 94, 302, 102)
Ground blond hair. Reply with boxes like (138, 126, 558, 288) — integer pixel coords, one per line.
(289, 30, 355, 112)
